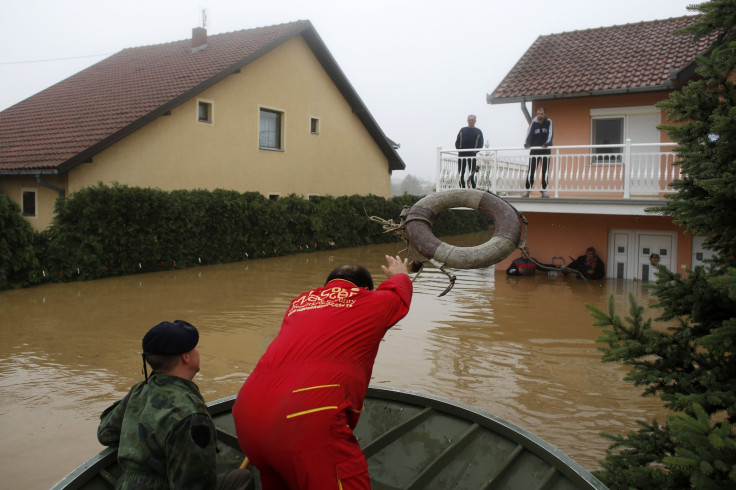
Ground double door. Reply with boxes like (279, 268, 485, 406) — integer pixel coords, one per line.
(610, 230, 675, 280)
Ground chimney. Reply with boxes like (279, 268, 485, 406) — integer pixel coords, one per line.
(191, 27, 208, 52)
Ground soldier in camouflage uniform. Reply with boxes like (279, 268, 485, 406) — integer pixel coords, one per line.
(97, 320, 253, 490)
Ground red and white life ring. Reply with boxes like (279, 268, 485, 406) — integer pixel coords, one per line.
(402, 189, 522, 269)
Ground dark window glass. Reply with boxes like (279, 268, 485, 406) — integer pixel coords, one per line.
(22, 191, 36, 217)
(592, 118, 623, 160)
(198, 101, 211, 122)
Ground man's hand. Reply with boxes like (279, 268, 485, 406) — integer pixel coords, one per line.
(381, 255, 408, 278)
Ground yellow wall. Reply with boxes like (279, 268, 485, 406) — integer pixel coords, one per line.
(67, 35, 391, 199)
(0, 174, 67, 231)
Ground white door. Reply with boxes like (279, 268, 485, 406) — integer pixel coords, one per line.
(638, 233, 672, 281)
(612, 232, 631, 279)
(608, 229, 677, 280)
(692, 236, 716, 268)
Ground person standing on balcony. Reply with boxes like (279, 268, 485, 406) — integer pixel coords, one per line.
(455, 114, 484, 189)
(523, 107, 554, 198)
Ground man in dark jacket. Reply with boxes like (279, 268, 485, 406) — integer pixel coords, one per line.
(455, 115, 484, 188)
(97, 320, 253, 490)
(568, 247, 606, 280)
(523, 107, 554, 198)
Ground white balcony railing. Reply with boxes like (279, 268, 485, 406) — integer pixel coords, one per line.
(437, 139, 678, 199)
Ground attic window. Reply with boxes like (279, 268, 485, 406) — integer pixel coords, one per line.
(260, 108, 283, 150)
(198, 100, 213, 123)
(310, 117, 320, 135)
(22, 189, 37, 217)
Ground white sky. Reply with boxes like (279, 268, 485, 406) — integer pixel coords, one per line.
(0, 0, 698, 181)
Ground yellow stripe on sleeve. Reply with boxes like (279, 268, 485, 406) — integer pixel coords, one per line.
(286, 406, 338, 419)
(291, 384, 340, 393)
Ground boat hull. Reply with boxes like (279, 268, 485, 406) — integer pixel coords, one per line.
(51, 386, 607, 489)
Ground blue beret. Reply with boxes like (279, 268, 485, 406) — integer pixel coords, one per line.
(142, 320, 199, 355)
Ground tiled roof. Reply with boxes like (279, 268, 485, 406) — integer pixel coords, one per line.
(0, 21, 405, 173)
(489, 15, 715, 103)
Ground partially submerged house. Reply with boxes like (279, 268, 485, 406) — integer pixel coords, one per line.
(437, 15, 716, 279)
(0, 21, 405, 231)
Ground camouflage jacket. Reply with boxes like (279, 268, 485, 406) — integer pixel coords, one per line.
(97, 374, 218, 490)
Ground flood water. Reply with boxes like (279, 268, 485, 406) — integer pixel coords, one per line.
(0, 233, 666, 488)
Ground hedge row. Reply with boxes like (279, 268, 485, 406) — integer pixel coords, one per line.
(0, 184, 490, 290)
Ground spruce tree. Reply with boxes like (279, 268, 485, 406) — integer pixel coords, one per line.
(589, 1, 736, 488)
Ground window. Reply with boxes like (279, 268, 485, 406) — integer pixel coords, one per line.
(268, 194, 280, 201)
(22, 189, 36, 217)
(197, 100, 213, 123)
(590, 106, 661, 164)
(260, 108, 283, 149)
(592, 117, 623, 162)
(310, 117, 320, 135)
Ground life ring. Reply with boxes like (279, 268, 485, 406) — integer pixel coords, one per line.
(401, 189, 522, 269)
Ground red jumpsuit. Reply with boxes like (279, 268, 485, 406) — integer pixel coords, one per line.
(233, 274, 412, 490)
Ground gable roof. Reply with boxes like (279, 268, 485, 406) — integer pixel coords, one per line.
(488, 15, 715, 104)
(0, 20, 405, 174)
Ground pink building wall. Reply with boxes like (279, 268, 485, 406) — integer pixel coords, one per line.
(495, 212, 692, 273)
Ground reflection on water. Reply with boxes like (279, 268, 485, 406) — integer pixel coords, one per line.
(0, 234, 665, 488)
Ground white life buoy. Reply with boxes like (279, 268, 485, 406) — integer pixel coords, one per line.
(401, 189, 522, 269)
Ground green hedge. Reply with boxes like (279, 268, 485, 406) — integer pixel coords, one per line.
(1, 184, 490, 289)
(0, 194, 42, 289)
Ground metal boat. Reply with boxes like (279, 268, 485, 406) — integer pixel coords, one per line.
(51, 385, 607, 489)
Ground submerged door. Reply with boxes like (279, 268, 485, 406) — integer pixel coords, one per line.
(638, 233, 672, 281)
(609, 229, 676, 280)
(692, 236, 716, 268)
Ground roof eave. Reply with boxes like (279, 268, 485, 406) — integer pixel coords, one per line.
(487, 82, 675, 105)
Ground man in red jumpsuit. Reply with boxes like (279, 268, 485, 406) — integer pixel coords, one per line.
(233, 255, 412, 490)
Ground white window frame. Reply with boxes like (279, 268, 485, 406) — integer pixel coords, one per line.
(590, 106, 660, 165)
(259, 107, 285, 151)
(197, 99, 214, 123)
(310, 116, 320, 135)
(21, 188, 37, 218)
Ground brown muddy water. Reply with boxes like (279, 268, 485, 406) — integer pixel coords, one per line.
(0, 233, 666, 488)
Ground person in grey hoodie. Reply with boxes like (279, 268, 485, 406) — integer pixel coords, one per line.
(523, 107, 553, 198)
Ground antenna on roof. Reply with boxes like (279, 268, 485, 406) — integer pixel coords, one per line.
(201, 9, 207, 29)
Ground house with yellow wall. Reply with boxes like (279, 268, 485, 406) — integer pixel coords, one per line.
(437, 15, 716, 279)
(0, 21, 405, 231)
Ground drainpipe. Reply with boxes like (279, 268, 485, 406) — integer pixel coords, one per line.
(520, 102, 532, 125)
(35, 175, 65, 198)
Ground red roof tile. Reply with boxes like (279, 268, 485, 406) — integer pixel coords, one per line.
(0, 20, 405, 173)
(489, 15, 715, 103)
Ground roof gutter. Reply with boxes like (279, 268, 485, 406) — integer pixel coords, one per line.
(0, 168, 59, 176)
(36, 174, 65, 197)
(486, 82, 675, 105)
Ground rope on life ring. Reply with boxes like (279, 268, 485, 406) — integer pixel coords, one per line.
(400, 189, 523, 269)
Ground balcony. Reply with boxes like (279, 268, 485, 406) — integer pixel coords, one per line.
(437, 140, 678, 205)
